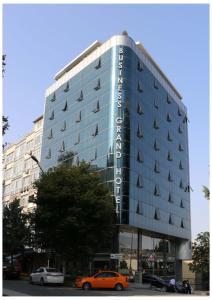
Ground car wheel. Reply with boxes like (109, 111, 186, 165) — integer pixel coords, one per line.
(115, 283, 123, 291)
(40, 278, 45, 286)
(29, 277, 34, 284)
(82, 282, 91, 290)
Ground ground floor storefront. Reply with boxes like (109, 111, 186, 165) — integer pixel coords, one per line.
(93, 225, 191, 281)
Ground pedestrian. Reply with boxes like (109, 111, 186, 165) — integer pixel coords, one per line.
(186, 280, 191, 294)
(182, 280, 188, 293)
(169, 278, 176, 292)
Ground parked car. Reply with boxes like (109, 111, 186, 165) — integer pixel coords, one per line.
(142, 273, 170, 291)
(75, 271, 128, 291)
(3, 265, 20, 280)
(29, 267, 64, 286)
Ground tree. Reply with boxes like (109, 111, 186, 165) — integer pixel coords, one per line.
(202, 186, 210, 200)
(31, 163, 115, 270)
(2, 54, 6, 76)
(3, 199, 31, 264)
(57, 150, 76, 166)
(2, 55, 10, 140)
(189, 232, 209, 289)
(2, 116, 9, 136)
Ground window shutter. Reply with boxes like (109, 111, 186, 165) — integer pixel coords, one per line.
(136, 175, 143, 188)
(167, 113, 172, 122)
(167, 94, 172, 104)
(77, 90, 83, 101)
(50, 92, 56, 102)
(178, 125, 183, 134)
(59, 141, 65, 153)
(168, 171, 173, 182)
(154, 98, 159, 109)
(49, 110, 54, 120)
(154, 140, 160, 151)
(137, 151, 143, 163)
(48, 129, 53, 139)
(179, 179, 184, 189)
(167, 131, 172, 141)
(60, 121, 67, 132)
(179, 160, 184, 170)
(62, 101, 68, 111)
(76, 111, 82, 123)
(64, 82, 70, 92)
(94, 78, 101, 90)
(154, 79, 159, 89)
(168, 192, 174, 203)
(154, 161, 160, 173)
(169, 214, 174, 225)
(154, 208, 160, 220)
(137, 81, 143, 93)
(137, 124, 143, 138)
(93, 100, 100, 113)
(179, 144, 184, 151)
(92, 124, 99, 137)
(153, 119, 159, 129)
(154, 184, 160, 196)
(181, 219, 185, 228)
(137, 60, 144, 71)
(178, 107, 182, 116)
(180, 199, 185, 208)
(137, 103, 144, 115)
(95, 58, 101, 69)
(74, 133, 80, 145)
(167, 151, 173, 161)
(46, 149, 51, 159)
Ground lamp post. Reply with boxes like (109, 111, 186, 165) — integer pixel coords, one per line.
(28, 153, 44, 175)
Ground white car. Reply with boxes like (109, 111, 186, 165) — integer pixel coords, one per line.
(29, 267, 64, 285)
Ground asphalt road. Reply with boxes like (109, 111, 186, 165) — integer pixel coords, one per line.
(2, 279, 187, 297)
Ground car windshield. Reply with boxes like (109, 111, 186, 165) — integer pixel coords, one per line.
(46, 268, 58, 272)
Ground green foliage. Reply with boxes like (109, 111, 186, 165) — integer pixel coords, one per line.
(57, 150, 76, 166)
(31, 163, 115, 263)
(120, 260, 128, 269)
(202, 186, 210, 200)
(2, 54, 6, 76)
(2, 116, 9, 136)
(3, 199, 31, 257)
(189, 232, 209, 275)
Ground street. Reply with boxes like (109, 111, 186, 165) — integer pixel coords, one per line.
(3, 280, 203, 297)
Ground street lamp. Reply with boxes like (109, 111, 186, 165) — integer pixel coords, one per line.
(28, 153, 44, 175)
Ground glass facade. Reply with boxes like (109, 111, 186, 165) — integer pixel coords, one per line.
(118, 228, 176, 278)
(41, 35, 191, 277)
(41, 49, 114, 187)
(122, 47, 191, 241)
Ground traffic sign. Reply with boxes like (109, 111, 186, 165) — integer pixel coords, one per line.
(147, 254, 156, 262)
(110, 253, 123, 260)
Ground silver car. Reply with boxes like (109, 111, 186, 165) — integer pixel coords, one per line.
(29, 267, 64, 285)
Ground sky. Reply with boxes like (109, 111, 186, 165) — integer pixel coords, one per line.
(3, 4, 209, 240)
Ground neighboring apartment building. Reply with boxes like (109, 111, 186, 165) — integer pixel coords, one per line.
(40, 32, 191, 279)
(3, 116, 43, 213)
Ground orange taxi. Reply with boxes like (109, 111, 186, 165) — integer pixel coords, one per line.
(75, 270, 128, 291)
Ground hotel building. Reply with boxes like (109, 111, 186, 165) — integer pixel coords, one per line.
(3, 116, 43, 213)
(41, 33, 191, 279)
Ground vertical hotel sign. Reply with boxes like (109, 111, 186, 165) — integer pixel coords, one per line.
(114, 47, 124, 220)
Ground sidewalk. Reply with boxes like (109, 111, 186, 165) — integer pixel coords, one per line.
(3, 288, 30, 296)
(129, 283, 209, 296)
(193, 290, 209, 296)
